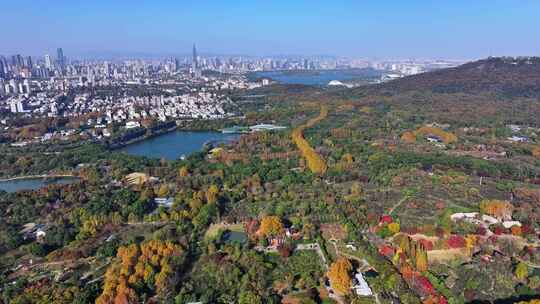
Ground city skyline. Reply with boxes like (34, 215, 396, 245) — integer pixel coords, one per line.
(0, 45, 472, 62)
(2, 0, 540, 59)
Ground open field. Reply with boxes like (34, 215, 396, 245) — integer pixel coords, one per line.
(204, 222, 245, 239)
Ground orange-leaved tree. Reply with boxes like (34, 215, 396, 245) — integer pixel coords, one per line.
(479, 199, 513, 220)
(96, 240, 184, 304)
(530, 145, 540, 158)
(401, 131, 417, 143)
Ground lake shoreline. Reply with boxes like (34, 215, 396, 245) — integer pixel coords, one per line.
(0, 175, 81, 193)
(0, 174, 77, 182)
(249, 68, 383, 86)
(108, 125, 226, 151)
(117, 129, 237, 160)
(107, 125, 179, 150)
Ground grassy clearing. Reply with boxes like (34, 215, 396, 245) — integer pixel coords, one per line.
(204, 222, 245, 239)
(428, 248, 469, 263)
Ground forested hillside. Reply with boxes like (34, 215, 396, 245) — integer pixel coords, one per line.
(356, 57, 540, 98)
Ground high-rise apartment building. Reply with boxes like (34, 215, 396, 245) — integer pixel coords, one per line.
(57, 48, 65, 67)
(44, 54, 52, 69)
(12, 54, 24, 68)
(25, 56, 33, 69)
(0, 60, 4, 78)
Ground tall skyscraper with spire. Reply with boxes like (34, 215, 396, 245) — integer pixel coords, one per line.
(192, 44, 198, 69)
(192, 44, 201, 78)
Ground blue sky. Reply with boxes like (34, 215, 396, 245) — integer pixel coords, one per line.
(2, 0, 539, 59)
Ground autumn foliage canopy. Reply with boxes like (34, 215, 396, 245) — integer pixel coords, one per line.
(479, 199, 513, 220)
(291, 105, 328, 175)
(327, 257, 353, 295)
(258, 216, 285, 237)
(96, 240, 184, 304)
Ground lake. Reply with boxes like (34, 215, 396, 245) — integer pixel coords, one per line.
(251, 68, 382, 86)
(0, 176, 80, 193)
(119, 130, 237, 160)
(222, 230, 248, 244)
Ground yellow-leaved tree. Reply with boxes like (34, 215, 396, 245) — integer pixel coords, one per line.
(398, 234, 411, 255)
(206, 184, 219, 204)
(415, 243, 428, 272)
(517, 300, 540, 304)
(259, 216, 284, 237)
(388, 222, 400, 234)
(328, 257, 353, 295)
(465, 234, 476, 256)
(479, 199, 513, 220)
(157, 184, 169, 197)
(291, 105, 328, 175)
(515, 262, 529, 281)
(178, 166, 189, 177)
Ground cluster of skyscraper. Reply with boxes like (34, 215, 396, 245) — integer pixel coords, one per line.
(0, 48, 65, 80)
(1, 44, 203, 84)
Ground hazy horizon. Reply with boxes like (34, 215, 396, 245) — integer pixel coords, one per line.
(2, 0, 540, 59)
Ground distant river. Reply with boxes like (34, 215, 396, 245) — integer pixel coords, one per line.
(250, 68, 382, 86)
(0, 176, 80, 193)
(119, 130, 237, 160)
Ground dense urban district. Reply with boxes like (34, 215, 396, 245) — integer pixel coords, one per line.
(1, 53, 540, 304)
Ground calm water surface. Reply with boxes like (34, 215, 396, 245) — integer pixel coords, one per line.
(120, 130, 237, 160)
(0, 177, 80, 193)
(252, 69, 381, 86)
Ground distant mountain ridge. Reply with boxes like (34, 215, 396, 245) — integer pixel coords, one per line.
(359, 57, 540, 98)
